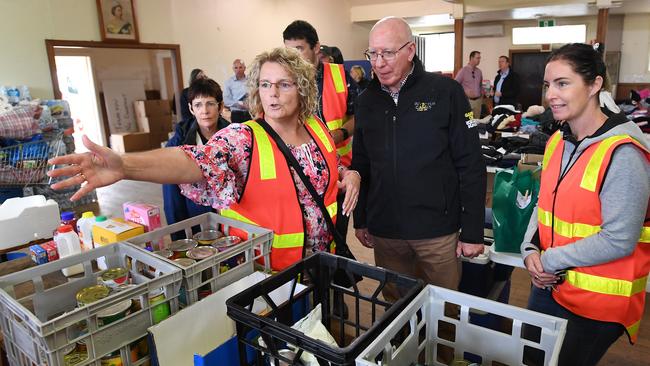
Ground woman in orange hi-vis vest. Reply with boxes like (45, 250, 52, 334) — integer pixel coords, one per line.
(520, 43, 650, 365)
(47, 47, 361, 271)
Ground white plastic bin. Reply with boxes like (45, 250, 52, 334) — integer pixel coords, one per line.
(356, 285, 567, 366)
(127, 212, 273, 306)
(0, 242, 182, 366)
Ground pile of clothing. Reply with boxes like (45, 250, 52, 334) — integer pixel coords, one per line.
(617, 88, 650, 133)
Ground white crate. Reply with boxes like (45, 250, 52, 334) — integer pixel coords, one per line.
(356, 285, 567, 366)
(0, 243, 182, 366)
(127, 212, 272, 306)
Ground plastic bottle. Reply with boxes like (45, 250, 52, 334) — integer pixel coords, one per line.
(76, 211, 95, 251)
(94, 215, 109, 269)
(6, 86, 19, 104)
(20, 85, 31, 102)
(54, 225, 84, 276)
(60, 211, 78, 233)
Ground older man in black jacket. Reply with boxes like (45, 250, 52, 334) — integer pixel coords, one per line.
(352, 17, 486, 298)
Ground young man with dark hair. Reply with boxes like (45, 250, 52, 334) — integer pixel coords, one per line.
(282, 20, 358, 242)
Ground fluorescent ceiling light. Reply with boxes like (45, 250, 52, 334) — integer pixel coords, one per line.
(512, 24, 586, 45)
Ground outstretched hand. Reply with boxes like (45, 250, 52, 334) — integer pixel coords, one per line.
(48, 135, 125, 201)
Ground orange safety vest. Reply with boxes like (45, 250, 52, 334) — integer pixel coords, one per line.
(221, 117, 339, 271)
(322, 62, 352, 167)
(537, 131, 650, 343)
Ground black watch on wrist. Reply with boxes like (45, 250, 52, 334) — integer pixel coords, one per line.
(339, 128, 349, 140)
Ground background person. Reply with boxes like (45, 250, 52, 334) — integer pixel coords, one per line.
(350, 65, 370, 92)
(224, 59, 251, 123)
(283, 20, 358, 246)
(175, 68, 207, 123)
(163, 78, 229, 239)
(455, 51, 484, 119)
(521, 43, 650, 365)
(48, 47, 361, 272)
(491, 55, 520, 107)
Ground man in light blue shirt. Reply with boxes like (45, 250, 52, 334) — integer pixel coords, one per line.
(223, 59, 251, 123)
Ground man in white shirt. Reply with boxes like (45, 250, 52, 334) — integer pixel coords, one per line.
(223, 59, 250, 123)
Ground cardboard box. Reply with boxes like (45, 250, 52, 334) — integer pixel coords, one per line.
(103, 80, 146, 134)
(148, 114, 174, 134)
(123, 202, 162, 233)
(41, 241, 59, 261)
(134, 100, 172, 118)
(92, 218, 144, 246)
(136, 116, 151, 133)
(520, 153, 544, 165)
(110, 132, 151, 153)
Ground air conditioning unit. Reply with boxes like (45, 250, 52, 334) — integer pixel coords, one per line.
(465, 24, 505, 38)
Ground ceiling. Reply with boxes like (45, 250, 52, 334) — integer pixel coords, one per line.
(349, 0, 650, 27)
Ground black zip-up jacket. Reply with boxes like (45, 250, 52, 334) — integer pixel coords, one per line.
(352, 58, 486, 243)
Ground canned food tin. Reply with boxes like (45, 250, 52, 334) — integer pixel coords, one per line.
(98, 299, 132, 327)
(186, 246, 217, 260)
(193, 229, 224, 245)
(76, 285, 110, 307)
(169, 239, 198, 258)
(64, 350, 88, 366)
(148, 288, 171, 324)
(212, 235, 242, 251)
(99, 267, 129, 289)
(100, 350, 123, 366)
(153, 249, 173, 259)
(173, 258, 196, 267)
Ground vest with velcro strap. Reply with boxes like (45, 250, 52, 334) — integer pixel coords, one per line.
(221, 117, 339, 271)
(322, 62, 352, 167)
(537, 131, 650, 343)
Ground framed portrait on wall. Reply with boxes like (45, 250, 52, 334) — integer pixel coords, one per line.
(96, 0, 139, 42)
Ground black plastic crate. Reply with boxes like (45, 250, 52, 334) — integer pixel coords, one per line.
(226, 252, 423, 366)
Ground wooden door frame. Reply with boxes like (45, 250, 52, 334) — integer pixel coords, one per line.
(45, 39, 184, 100)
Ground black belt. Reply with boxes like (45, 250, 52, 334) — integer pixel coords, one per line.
(469, 97, 481, 100)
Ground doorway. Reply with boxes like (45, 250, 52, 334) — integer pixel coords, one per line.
(511, 50, 549, 110)
(45, 40, 183, 148)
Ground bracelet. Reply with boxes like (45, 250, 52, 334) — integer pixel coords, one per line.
(338, 128, 350, 140)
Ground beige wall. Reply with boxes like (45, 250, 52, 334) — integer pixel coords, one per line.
(0, 0, 371, 100)
(620, 13, 650, 83)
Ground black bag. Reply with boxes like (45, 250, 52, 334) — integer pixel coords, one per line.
(257, 120, 362, 287)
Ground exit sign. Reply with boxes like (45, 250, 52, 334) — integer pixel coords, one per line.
(539, 19, 556, 27)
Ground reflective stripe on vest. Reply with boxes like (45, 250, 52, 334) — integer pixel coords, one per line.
(580, 135, 630, 192)
(306, 116, 334, 153)
(326, 201, 337, 219)
(538, 207, 602, 239)
(246, 121, 276, 180)
(329, 63, 345, 93)
(326, 118, 343, 130)
(221, 208, 305, 249)
(565, 270, 648, 297)
(641, 226, 650, 243)
(542, 131, 562, 171)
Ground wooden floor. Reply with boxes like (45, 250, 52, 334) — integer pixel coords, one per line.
(96, 180, 650, 365)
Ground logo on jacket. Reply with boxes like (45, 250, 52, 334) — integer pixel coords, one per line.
(414, 101, 435, 111)
(464, 111, 478, 129)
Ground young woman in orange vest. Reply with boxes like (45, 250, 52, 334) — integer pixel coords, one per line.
(47, 47, 361, 271)
(520, 43, 650, 365)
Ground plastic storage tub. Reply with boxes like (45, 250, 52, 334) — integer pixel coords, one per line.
(226, 252, 424, 366)
(356, 285, 567, 366)
(0, 242, 182, 366)
(127, 212, 273, 306)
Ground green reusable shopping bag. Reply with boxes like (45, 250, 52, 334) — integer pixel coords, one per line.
(492, 166, 540, 253)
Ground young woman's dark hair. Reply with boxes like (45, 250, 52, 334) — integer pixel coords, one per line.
(547, 43, 610, 90)
(188, 78, 223, 103)
(282, 20, 319, 48)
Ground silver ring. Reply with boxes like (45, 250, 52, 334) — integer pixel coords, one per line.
(79, 173, 87, 181)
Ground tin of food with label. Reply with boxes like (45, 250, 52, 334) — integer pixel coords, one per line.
(186, 246, 217, 261)
(148, 288, 171, 324)
(97, 299, 132, 327)
(169, 239, 198, 259)
(99, 267, 129, 289)
(76, 285, 110, 307)
(193, 229, 224, 245)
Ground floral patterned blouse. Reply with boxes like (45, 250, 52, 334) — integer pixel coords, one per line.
(179, 122, 342, 253)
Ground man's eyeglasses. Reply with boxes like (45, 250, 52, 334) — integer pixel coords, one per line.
(259, 80, 297, 92)
(364, 42, 411, 62)
(192, 101, 219, 110)
(471, 70, 475, 79)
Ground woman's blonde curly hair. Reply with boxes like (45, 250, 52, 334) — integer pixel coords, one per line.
(246, 47, 317, 123)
